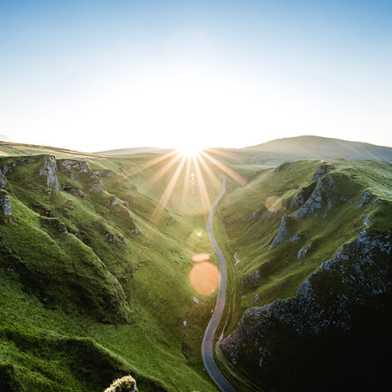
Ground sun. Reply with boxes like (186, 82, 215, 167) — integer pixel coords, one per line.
(176, 144, 203, 158)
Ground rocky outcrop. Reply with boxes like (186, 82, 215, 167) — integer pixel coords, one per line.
(58, 159, 110, 193)
(0, 190, 12, 221)
(241, 268, 262, 290)
(288, 183, 316, 210)
(104, 230, 125, 245)
(0, 169, 7, 189)
(0, 155, 60, 193)
(271, 215, 292, 248)
(312, 162, 332, 181)
(63, 183, 85, 198)
(58, 159, 90, 176)
(40, 216, 68, 234)
(358, 190, 374, 208)
(39, 155, 60, 193)
(297, 242, 312, 259)
(220, 230, 392, 390)
(291, 174, 335, 219)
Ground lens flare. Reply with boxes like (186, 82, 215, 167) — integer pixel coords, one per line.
(191, 253, 211, 262)
(189, 261, 220, 296)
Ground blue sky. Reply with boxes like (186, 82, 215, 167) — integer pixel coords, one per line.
(0, 0, 391, 151)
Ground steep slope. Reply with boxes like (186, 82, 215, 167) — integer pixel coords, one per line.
(0, 151, 218, 391)
(218, 160, 392, 391)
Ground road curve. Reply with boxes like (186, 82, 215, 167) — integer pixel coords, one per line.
(202, 177, 237, 392)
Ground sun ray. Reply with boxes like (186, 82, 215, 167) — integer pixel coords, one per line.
(152, 156, 186, 222)
(147, 152, 183, 186)
(124, 150, 178, 178)
(205, 147, 240, 161)
(197, 153, 221, 188)
(192, 155, 211, 211)
(181, 157, 193, 206)
(201, 151, 247, 186)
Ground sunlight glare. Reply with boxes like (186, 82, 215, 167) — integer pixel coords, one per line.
(177, 144, 203, 158)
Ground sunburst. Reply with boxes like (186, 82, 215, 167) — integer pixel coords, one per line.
(136, 147, 247, 221)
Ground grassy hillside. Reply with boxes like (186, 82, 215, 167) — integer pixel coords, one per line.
(219, 159, 392, 325)
(0, 147, 219, 391)
(218, 159, 392, 391)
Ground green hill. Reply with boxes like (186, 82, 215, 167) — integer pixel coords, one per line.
(217, 159, 392, 391)
(213, 135, 392, 169)
(0, 147, 218, 392)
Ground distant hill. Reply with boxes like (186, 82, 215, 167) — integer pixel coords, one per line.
(98, 147, 171, 156)
(222, 136, 392, 166)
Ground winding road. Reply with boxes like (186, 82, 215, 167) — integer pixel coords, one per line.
(202, 177, 237, 392)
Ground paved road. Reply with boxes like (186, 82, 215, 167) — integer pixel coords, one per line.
(202, 178, 237, 392)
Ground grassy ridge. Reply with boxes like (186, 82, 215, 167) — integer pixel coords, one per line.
(219, 159, 392, 314)
(0, 147, 218, 391)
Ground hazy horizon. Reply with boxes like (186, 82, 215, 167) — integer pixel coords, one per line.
(1, 1, 391, 151)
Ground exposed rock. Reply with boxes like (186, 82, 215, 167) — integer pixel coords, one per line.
(358, 190, 374, 208)
(242, 268, 262, 290)
(363, 214, 371, 227)
(288, 183, 316, 210)
(0, 169, 7, 189)
(290, 233, 301, 242)
(130, 225, 141, 236)
(104, 231, 125, 245)
(0, 190, 12, 221)
(89, 178, 105, 193)
(58, 159, 90, 176)
(63, 183, 85, 198)
(93, 169, 113, 178)
(40, 216, 68, 234)
(312, 162, 332, 181)
(39, 155, 60, 193)
(297, 242, 312, 259)
(220, 230, 392, 390)
(291, 175, 335, 219)
(58, 159, 107, 193)
(271, 215, 292, 248)
(109, 195, 125, 209)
